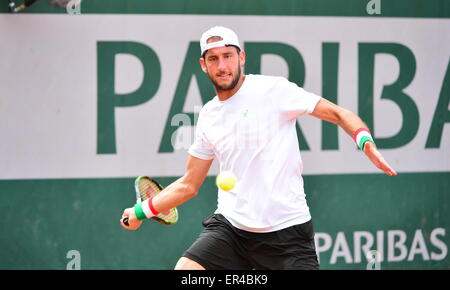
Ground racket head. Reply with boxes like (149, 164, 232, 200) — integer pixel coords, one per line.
(134, 176, 179, 225)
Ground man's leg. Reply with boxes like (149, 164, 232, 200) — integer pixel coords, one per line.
(176, 214, 252, 270)
(249, 219, 319, 270)
(174, 257, 205, 270)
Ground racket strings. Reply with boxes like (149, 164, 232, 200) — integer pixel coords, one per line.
(138, 177, 178, 223)
(139, 179, 159, 200)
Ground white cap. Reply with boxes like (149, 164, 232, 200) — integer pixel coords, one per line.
(200, 26, 241, 56)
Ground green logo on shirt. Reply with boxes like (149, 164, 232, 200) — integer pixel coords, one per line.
(243, 109, 249, 118)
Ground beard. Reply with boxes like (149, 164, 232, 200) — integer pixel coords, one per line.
(207, 63, 242, 92)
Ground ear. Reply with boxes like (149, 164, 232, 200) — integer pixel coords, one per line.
(199, 58, 207, 73)
(239, 50, 246, 67)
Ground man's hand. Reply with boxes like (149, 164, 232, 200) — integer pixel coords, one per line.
(363, 142, 397, 176)
(120, 207, 143, 230)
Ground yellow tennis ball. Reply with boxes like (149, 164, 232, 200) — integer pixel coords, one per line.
(216, 171, 237, 191)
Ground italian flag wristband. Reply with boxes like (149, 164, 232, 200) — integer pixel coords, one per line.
(134, 197, 159, 220)
(353, 128, 375, 150)
(134, 203, 146, 220)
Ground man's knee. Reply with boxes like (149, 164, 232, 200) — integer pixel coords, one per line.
(174, 256, 206, 270)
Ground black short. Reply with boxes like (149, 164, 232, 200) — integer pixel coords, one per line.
(182, 214, 319, 270)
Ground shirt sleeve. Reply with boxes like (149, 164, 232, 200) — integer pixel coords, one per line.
(277, 77, 321, 120)
(188, 118, 215, 160)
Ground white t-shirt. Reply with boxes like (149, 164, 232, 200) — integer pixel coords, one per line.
(188, 74, 321, 233)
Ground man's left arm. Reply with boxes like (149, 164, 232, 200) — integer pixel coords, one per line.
(309, 97, 397, 176)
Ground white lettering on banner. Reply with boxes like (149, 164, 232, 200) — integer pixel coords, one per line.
(407, 229, 430, 261)
(315, 232, 333, 264)
(388, 230, 408, 262)
(376, 230, 384, 262)
(330, 232, 353, 264)
(315, 228, 447, 267)
(430, 228, 448, 260)
(0, 15, 449, 179)
(354, 231, 374, 263)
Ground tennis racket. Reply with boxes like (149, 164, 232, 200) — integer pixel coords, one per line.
(122, 176, 179, 226)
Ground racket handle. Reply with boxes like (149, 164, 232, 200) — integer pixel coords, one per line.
(122, 217, 129, 227)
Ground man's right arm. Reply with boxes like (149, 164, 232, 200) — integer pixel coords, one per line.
(151, 155, 214, 212)
(121, 155, 213, 230)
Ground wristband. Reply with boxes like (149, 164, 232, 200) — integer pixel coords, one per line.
(134, 203, 147, 220)
(141, 197, 159, 218)
(359, 136, 374, 150)
(353, 128, 375, 150)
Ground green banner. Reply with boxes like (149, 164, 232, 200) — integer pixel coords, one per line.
(0, 173, 448, 269)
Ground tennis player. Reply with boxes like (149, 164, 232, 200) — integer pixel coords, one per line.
(121, 26, 397, 270)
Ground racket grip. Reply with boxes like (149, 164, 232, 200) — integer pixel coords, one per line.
(122, 217, 129, 226)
